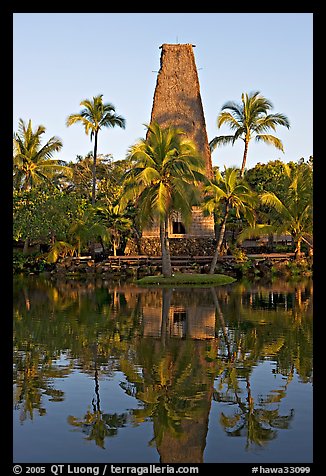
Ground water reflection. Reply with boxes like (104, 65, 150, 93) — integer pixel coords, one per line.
(13, 277, 313, 463)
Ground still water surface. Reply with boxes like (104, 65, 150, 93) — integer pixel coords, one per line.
(13, 276, 313, 463)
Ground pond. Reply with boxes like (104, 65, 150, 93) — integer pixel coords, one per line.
(13, 276, 313, 464)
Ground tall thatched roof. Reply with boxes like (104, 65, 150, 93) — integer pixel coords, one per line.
(149, 43, 213, 178)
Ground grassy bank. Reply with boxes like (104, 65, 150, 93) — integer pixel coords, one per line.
(136, 273, 236, 287)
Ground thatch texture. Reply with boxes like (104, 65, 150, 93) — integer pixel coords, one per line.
(132, 43, 215, 244)
(149, 43, 213, 177)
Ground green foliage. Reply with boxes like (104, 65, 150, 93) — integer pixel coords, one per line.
(95, 202, 133, 255)
(69, 205, 111, 256)
(46, 241, 76, 263)
(65, 153, 130, 202)
(13, 118, 71, 191)
(13, 187, 87, 245)
(204, 167, 258, 226)
(13, 250, 52, 273)
(239, 163, 312, 259)
(136, 273, 236, 286)
(203, 167, 258, 273)
(244, 158, 313, 228)
(245, 159, 294, 194)
(230, 246, 248, 262)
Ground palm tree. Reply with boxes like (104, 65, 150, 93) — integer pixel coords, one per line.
(209, 91, 290, 177)
(66, 94, 126, 205)
(203, 167, 257, 274)
(69, 206, 110, 257)
(238, 164, 313, 259)
(13, 119, 68, 190)
(123, 121, 207, 277)
(95, 202, 132, 256)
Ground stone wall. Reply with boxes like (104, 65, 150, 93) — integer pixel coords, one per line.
(142, 208, 215, 238)
(125, 236, 216, 256)
(187, 207, 215, 237)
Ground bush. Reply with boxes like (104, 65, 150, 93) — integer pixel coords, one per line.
(230, 246, 248, 262)
(13, 250, 54, 274)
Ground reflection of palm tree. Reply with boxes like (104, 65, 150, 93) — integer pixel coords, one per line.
(211, 286, 295, 449)
(214, 355, 294, 449)
(13, 349, 68, 423)
(210, 287, 232, 359)
(68, 411, 127, 450)
(218, 373, 294, 449)
(161, 288, 172, 345)
(68, 345, 128, 449)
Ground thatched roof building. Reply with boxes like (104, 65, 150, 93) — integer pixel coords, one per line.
(125, 43, 216, 255)
(149, 43, 213, 178)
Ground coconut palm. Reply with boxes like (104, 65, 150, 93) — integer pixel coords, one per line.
(123, 121, 207, 277)
(238, 164, 313, 259)
(66, 94, 126, 205)
(95, 202, 132, 256)
(69, 206, 110, 257)
(13, 119, 69, 190)
(203, 167, 257, 274)
(209, 91, 290, 177)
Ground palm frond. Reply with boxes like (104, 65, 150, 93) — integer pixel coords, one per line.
(209, 135, 236, 152)
(255, 134, 284, 151)
(260, 192, 291, 218)
(217, 112, 242, 130)
(253, 113, 290, 134)
(220, 101, 243, 122)
(137, 167, 161, 185)
(237, 224, 274, 243)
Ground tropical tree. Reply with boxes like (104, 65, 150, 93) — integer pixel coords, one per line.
(69, 206, 110, 257)
(13, 186, 85, 255)
(238, 164, 313, 259)
(209, 91, 290, 177)
(96, 203, 132, 256)
(123, 121, 207, 277)
(66, 95, 126, 205)
(13, 119, 69, 190)
(203, 167, 257, 274)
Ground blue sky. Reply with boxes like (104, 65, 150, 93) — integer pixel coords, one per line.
(13, 12, 313, 170)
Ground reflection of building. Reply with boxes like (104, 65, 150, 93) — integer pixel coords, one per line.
(157, 411, 212, 463)
(141, 289, 216, 339)
(155, 339, 217, 463)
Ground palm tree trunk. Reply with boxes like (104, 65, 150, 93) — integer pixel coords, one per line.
(268, 232, 274, 252)
(161, 288, 172, 344)
(23, 237, 29, 255)
(294, 237, 302, 260)
(210, 288, 231, 358)
(92, 132, 98, 206)
(160, 217, 172, 277)
(209, 203, 229, 274)
(240, 140, 249, 178)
